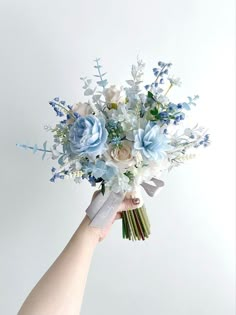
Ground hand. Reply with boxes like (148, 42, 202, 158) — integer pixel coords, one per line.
(85, 190, 141, 242)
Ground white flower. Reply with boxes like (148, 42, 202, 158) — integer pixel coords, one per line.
(184, 125, 205, 139)
(134, 160, 169, 186)
(108, 173, 131, 193)
(168, 76, 182, 87)
(157, 94, 169, 105)
(104, 141, 135, 171)
(104, 85, 126, 104)
(134, 151, 143, 167)
(109, 105, 139, 132)
(72, 102, 93, 116)
(109, 105, 126, 122)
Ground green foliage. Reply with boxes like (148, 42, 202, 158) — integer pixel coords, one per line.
(147, 91, 156, 101)
(52, 125, 69, 145)
(101, 181, 106, 195)
(124, 171, 134, 183)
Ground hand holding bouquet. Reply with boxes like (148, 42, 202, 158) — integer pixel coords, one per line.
(17, 58, 210, 241)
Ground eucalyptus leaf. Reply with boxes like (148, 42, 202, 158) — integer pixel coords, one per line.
(126, 80, 134, 86)
(97, 80, 108, 88)
(58, 154, 66, 166)
(93, 94, 102, 101)
(42, 151, 46, 160)
(33, 144, 38, 154)
(43, 141, 47, 150)
(84, 88, 94, 96)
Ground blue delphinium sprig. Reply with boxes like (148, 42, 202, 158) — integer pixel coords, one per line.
(49, 97, 78, 120)
(144, 61, 172, 93)
(50, 167, 65, 182)
(49, 98, 65, 117)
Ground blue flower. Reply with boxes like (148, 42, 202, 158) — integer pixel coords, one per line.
(49, 98, 64, 117)
(69, 115, 108, 156)
(82, 159, 118, 182)
(168, 103, 177, 111)
(91, 160, 117, 181)
(134, 122, 172, 160)
(91, 160, 107, 178)
(199, 134, 210, 147)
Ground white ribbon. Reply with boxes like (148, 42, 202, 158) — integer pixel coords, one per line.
(140, 178, 164, 197)
(86, 177, 165, 228)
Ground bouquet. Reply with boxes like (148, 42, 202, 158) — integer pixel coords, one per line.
(17, 58, 210, 241)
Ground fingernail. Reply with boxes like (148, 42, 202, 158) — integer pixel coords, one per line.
(133, 198, 140, 205)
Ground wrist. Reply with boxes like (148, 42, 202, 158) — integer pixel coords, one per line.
(79, 215, 101, 244)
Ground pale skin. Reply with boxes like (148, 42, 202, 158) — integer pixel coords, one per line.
(18, 191, 140, 315)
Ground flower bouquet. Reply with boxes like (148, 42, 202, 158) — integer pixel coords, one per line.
(17, 58, 210, 241)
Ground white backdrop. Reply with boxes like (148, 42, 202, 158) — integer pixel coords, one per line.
(0, 0, 235, 314)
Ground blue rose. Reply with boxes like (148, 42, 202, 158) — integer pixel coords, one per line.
(69, 115, 108, 156)
(134, 122, 172, 160)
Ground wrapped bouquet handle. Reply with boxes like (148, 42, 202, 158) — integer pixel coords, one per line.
(86, 177, 165, 241)
(86, 190, 125, 229)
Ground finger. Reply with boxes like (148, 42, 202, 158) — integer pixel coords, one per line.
(91, 190, 101, 201)
(111, 211, 123, 223)
(113, 197, 141, 222)
(112, 198, 140, 223)
(114, 212, 122, 220)
(119, 197, 141, 212)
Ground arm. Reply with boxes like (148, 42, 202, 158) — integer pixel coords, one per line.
(18, 215, 100, 315)
(18, 192, 140, 315)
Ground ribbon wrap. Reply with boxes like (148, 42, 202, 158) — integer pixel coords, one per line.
(86, 177, 165, 228)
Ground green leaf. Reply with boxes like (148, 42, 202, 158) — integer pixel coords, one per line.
(150, 108, 159, 116)
(147, 91, 156, 101)
(101, 182, 106, 195)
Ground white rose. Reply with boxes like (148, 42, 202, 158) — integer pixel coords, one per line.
(72, 102, 93, 116)
(109, 140, 135, 170)
(111, 141, 132, 161)
(104, 85, 126, 105)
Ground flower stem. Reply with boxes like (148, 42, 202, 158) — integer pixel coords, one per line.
(122, 206, 151, 241)
(164, 83, 173, 96)
(56, 103, 77, 120)
(155, 65, 167, 83)
(133, 209, 145, 240)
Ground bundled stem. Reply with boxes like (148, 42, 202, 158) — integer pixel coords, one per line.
(121, 205, 150, 241)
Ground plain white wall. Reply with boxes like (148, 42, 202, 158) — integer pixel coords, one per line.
(0, 0, 235, 314)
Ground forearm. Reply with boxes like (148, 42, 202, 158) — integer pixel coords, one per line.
(18, 215, 99, 315)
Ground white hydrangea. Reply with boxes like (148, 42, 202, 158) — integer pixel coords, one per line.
(107, 172, 132, 193)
